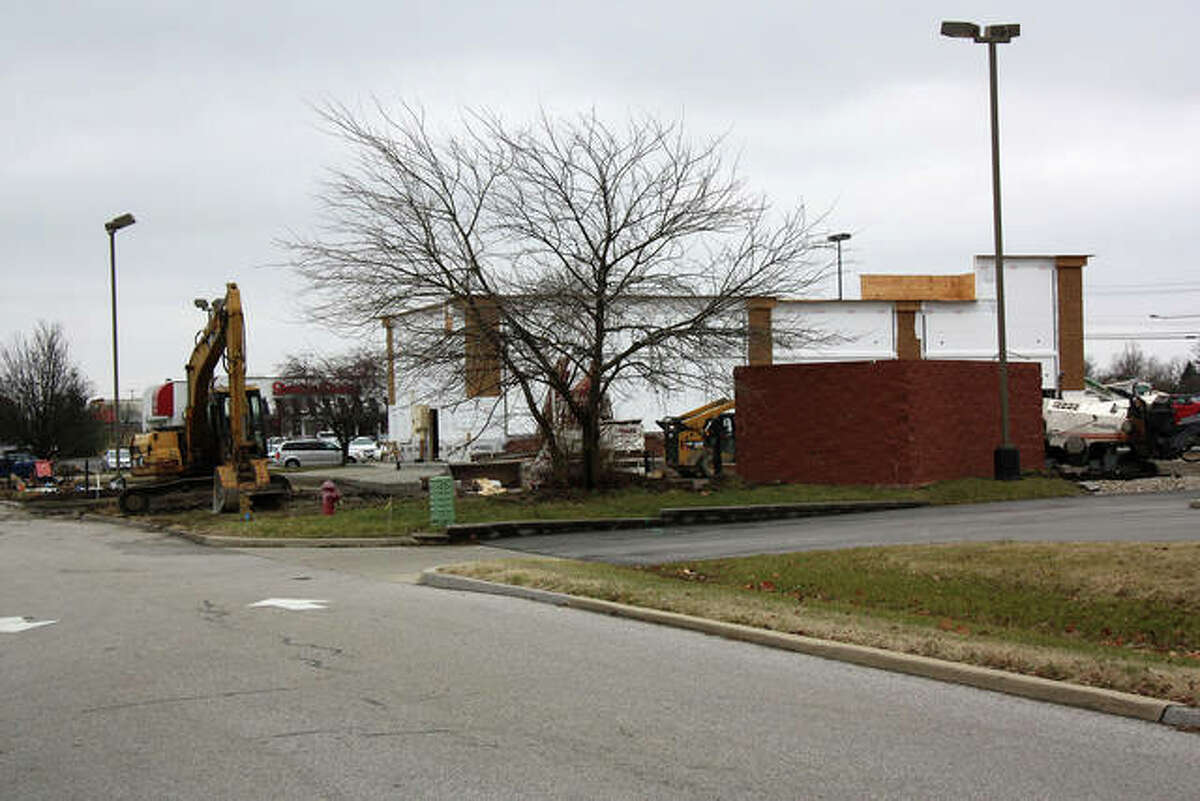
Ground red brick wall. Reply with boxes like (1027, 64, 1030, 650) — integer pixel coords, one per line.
(734, 360, 1044, 485)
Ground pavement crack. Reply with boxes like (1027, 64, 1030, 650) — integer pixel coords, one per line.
(200, 600, 231, 625)
(360, 727, 500, 748)
(360, 727, 457, 737)
(281, 635, 344, 671)
(81, 687, 297, 714)
(271, 729, 339, 739)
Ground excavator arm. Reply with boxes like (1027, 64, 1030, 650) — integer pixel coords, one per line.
(183, 290, 231, 469)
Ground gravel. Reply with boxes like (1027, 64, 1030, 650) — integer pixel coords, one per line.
(1080, 460, 1200, 496)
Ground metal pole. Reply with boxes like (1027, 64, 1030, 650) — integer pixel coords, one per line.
(828, 233, 850, 301)
(988, 40, 1011, 451)
(108, 229, 120, 476)
(836, 239, 844, 301)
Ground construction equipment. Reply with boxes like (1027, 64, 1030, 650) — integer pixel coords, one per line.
(120, 283, 290, 513)
(1044, 379, 1200, 477)
(657, 398, 736, 477)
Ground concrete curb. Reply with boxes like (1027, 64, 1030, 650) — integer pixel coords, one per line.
(443, 500, 928, 542)
(419, 568, 1199, 728)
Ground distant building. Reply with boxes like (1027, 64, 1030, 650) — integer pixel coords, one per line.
(89, 397, 144, 447)
(139, 376, 364, 439)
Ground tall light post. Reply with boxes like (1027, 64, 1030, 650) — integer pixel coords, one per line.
(105, 212, 135, 476)
(941, 20, 1021, 480)
(827, 233, 851, 301)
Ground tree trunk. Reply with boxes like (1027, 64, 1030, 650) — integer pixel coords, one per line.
(580, 410, 602, 490)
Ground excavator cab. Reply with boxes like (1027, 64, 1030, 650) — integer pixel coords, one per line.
(208, 388, 271, 463)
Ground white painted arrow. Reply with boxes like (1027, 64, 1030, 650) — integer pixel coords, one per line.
(248, 598, 329, 611)
(0, 616, 57, 633)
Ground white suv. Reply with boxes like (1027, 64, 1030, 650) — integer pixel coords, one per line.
(347, 436, 380, 462)
(271, 439, 344, 468)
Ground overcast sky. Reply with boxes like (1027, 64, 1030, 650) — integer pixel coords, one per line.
(5, 1, 1198, 400)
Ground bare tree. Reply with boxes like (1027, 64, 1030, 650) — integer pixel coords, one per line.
(275, 348, 387, 455)
(0, 322, 102, 458)
(289, 104, 828, 487)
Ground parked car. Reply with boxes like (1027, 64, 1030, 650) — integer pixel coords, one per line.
(347, 436, 380, 462)
(270, 438, 344, 468)
(1, 450, 38, 482)
(101, 448, 132, 471)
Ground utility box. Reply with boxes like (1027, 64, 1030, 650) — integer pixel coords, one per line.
(428, 475, 456, 527)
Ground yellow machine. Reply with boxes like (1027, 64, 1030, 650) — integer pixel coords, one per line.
(657, 398, 736, 477)
(121, 283, 289, 514)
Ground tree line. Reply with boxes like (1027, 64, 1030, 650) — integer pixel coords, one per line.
(1086, 342, 1200, 395)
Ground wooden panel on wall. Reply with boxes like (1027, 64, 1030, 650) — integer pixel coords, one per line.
(464, 299, 501, 398)
(860, 274, 976, 301)
(1055, 256, 1088, 392)
(746, 297, 777, 366)
(895, 307, 922, 360)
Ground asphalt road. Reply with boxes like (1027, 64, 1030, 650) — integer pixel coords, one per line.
(3, 502, 1199, 799)
(486, 491, 1200, 564)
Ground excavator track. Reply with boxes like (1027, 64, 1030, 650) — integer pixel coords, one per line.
(119, 474, 292, 515)
(118, 477, 215, 515)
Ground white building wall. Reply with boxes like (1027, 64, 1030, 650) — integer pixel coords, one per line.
(386, 375, 513, 460)
(774, 301, 896, 363)
(385, 256, 1069, 458)
(922, 256, 1059, 390)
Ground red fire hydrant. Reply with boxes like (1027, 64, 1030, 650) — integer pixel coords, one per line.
(320, 480, 341, 516)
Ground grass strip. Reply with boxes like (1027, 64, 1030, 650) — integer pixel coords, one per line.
(439, 542, 1200, 705)
(151, 475, 1080, 537)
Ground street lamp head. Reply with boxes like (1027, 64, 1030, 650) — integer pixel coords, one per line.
(105, 213, 136, 233)
(941, 20, 1020, 43)
(940, 21, 980, 39)
(827, 232, 851, 243)
(984, 24, 1020, 42)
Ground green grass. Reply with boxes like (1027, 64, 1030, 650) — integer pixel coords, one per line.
(160, 475, 1079, 537)
(648, 541, 1200, 654)
(442, 542, 1200, 704)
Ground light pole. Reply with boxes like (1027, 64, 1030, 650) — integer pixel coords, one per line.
(941, 20, 1021, 480)
(827, 233, 851, 301)
(105, 213, 135, 477)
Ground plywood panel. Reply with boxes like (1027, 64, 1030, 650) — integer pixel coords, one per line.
(860, 274, 976, 301)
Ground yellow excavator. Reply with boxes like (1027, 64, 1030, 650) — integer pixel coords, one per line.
(120, 283, 290, 514)
(657, 398, 736, 477)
